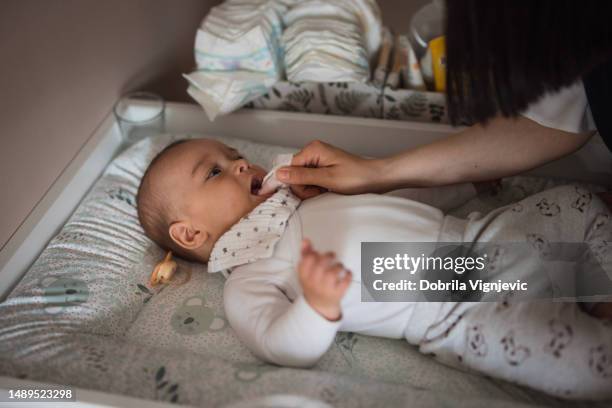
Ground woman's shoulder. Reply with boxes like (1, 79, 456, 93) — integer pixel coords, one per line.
(521, 80, 596, 134)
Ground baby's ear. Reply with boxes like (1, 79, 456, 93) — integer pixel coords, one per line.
(168, 221, 209, 250)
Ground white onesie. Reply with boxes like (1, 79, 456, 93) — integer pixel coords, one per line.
(218, 192, 457, 367)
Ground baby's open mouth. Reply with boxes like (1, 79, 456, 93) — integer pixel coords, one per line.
(250, 177, 262, 195)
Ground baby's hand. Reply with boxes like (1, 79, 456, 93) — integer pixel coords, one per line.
(298, 239, 352, 321)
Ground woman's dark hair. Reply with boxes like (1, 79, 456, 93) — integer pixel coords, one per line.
(445, 0, 612, 125)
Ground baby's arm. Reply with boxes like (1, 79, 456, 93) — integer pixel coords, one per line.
(224, 248, 350, 368)
(298, 239, 352, 320)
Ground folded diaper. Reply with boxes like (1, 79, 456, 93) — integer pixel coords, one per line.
(284, 0, 382, 59)
(186, 0, 289, 120)
(195, 27, 280, 76)
(282, 3, 374, 84)
(283, 0, 360, 26)
(287, 52, 370, 83)
(184, 70, 277, 121)
(285, 44, 368, 72)
(284, 30, 364, 52)
(344, 0, 382, 59)
(284, 19, 365, 43)
(198, 3, 284, 76)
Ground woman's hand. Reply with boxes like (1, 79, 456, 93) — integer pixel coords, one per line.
(276, 140, 386, 199)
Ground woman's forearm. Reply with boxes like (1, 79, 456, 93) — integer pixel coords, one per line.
(377, 115, 593, 190)
(277, 115, 593, 198)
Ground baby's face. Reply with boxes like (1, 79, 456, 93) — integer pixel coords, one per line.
(159, 139, 268, 249)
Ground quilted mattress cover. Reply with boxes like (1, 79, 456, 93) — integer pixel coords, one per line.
(0, 134, 604, 408)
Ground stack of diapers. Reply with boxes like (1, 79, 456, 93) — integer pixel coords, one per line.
(184, 0, 296, 121)
(282, 0, 382, 83)
(185, 0, 384, 119)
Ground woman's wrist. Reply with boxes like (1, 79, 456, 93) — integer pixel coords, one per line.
(374, 145, 455, 190)
(367, 155, 411, 193)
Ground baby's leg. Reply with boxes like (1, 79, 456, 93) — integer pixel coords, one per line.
(582, 190, 612, 318)
(418, 301, 612, 399)
(417, 185, 612, 398)
(463, 184, 612, 312)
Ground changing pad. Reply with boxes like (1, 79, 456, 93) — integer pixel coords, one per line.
(0, 134, 605, 408)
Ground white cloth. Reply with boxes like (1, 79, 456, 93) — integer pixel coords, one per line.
(259, 153, 294, 195)
(521, 80, 597, 134)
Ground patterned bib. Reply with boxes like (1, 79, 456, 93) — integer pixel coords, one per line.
(207, 188, 301, 273)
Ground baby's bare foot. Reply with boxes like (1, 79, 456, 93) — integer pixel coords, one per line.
(590, 302, 612, 320)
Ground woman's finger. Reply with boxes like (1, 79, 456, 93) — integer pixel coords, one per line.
(291, 140, 332, 167)
(276, 165, 332, 187)
(290, 185, 326, 200)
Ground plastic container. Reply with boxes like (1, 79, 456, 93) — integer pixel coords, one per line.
(113, 92, 165, 145)
(408, 0, 444, 60)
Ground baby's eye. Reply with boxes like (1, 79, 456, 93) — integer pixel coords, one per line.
(207, 166, 222, 180)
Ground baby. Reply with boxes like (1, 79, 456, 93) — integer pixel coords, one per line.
(137, 138, 612, 400)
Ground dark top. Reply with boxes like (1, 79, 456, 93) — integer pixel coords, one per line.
(583, 58, 612, 152)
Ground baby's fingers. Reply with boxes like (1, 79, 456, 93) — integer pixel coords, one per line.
(299, 252, 318, 280)
(316, 251, 336, 269)
(322, 264, 345, 286)
(336, 269, 352, 291)
(300, 238, 313, 256)
(311, 253, 334, 281)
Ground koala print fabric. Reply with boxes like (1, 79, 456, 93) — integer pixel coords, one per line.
(0, 133, 611, 407)
(417, 185, 612, 400)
